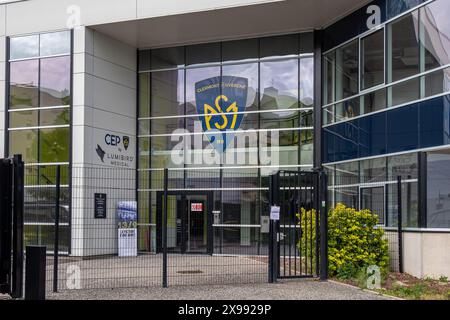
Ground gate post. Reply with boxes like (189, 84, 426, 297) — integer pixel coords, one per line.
(162, 168, 168, 288)
(319, 170, 328, 281)
(11, 155, 24, 298)
(268, 172, 280, 283)
(397, 176, 403, 273)
(53, 165, 61, 292)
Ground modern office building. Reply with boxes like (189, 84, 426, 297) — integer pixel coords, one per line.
(0, 0, 448, 278)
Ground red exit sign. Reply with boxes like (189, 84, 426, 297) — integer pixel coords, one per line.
(191, 203, 203, 212)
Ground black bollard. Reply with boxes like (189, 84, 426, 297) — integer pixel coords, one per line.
(25, 246, 46, 300)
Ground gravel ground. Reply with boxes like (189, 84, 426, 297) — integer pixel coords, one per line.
(46, 279, 392, 300)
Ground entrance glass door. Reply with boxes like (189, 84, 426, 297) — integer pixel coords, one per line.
(156, 191, 213, 254)
(186, 196, 207, 253)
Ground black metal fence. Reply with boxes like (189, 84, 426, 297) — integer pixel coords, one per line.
(20, 163, 407, 294)
(327, 174, 406, 273)
(22, 165, 275, 292)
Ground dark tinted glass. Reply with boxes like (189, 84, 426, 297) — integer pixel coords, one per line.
(424, 67, 450, 98)
(363, 88, 386, 113)
(222, 38, 258, 62)
(40, 56, 71, 107)
(260, 34, 299, 58)
(390, 77, 419, 106)
(336, 97, 360, 121)
(139, 73, 150, 117)
(358, 112, 387, 157)
(361, 29, 384, 90)
(419, 95, 447, 148)
(323, 52, 335, 104)
(335, 40, 358, 100)
(389, 13, 420, 82)
(138, 50, 151, 71)
(151, 46, 185, 70)
(151, 70, 185, 117)
(9, 60, 39, 109)
(186, 42, 220, 66)
(386, 103, 419, 153)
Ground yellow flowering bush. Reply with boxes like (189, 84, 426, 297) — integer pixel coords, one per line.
(297, 203, 389, 279)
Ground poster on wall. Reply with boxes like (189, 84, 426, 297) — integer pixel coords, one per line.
(117, 201, 138, 257)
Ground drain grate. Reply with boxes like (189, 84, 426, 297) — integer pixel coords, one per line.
(176, 270, 203, 274)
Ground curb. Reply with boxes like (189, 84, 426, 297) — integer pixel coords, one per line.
(328, 279, 404, 300)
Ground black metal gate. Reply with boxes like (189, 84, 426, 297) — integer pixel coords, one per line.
(0, 155, 24, 298)
(268, 170, 328, 281)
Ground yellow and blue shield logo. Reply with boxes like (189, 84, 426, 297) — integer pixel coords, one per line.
(195, 76, 248, 152)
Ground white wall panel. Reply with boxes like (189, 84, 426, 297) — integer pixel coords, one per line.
(136, 0, 281, 18)
(5, 0, 137, 36)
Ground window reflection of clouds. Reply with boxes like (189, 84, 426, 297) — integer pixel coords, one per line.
(260, 59, 298, 111)
(40, 56, 71, 97)
(40, 31, 71, 56)
(186, 66, 220, 111)
(222, 63, 258, 110)
(300, 57, 314, 107)
(10, 35, 39, 60)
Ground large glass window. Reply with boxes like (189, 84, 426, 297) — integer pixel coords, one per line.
(260, 59, 298, 110)
(10, 35, 39, 60)
(138, 34, 314, 253)
(388, 13, 420, 83)
(9, 60, 39, 109)
(335, 40, 358, 100)
(151, 70, 185, 118)
(7, 31, 72, 254)
(421, 0, 450, 71)
(361, 29, 384, 90)
(427, 150, 450, 228)
(40, 56, 71, 107)
(322, 1, 450, 125)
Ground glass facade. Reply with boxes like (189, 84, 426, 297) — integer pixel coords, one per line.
(138, 33, 314, 253)
(326, 153, 419, 228)
(323, 0, 450, 230)
(7, 31, 72, 252)
(322, 0, 450, 126)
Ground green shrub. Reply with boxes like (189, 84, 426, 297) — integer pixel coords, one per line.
(297, 203, 389, 279)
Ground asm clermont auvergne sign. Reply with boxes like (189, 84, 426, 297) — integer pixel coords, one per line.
(195, 76, 248, 153)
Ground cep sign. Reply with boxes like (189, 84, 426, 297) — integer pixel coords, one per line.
(105, 134, 121, 146)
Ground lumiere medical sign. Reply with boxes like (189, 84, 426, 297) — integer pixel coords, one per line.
(94, 129, 135, 168)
